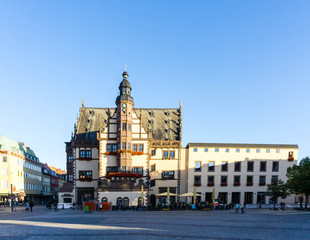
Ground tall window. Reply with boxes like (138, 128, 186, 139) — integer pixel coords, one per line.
(194, 175, 201, 185)
(122, 142, 126, 150)
(222, 161, 228, 172)
(247, 176, 253, 186)
(163, 151, 168, 158)
(234, 162, 241, 172)
(151, 149, 156, 156)
(151, 164, 156, 172)
(221, 176, 227, 185)
(208, 162, 215, 172)
(260, 161, 266, 172)
(122, 123, 127, 131)
(208, 176, 214, 185)
(139, 144, 144, 152)
(133, 144, 138, 152)
(169, 151, 175, 159)
(272, 162, 279, 172)
(128, 123, 131, 131)
(128, 143, 131, 150)
(259, 176, 266, 185)
(247, 161, 254, 172)
(195, 161, 201, 172)
(234, 176, 240, 184)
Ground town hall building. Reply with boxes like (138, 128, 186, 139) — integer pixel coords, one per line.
(59, 71, 298, 206)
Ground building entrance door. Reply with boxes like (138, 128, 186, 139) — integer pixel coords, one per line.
(244, 192, 253, 204)
(257, 192, 266, 204)
(231, 192, 240, 204)
(218, 192, 227, 204)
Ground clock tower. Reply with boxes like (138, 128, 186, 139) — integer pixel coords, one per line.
(115, 71, 134, 171)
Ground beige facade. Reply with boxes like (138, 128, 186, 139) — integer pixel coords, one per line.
(185, 143, 298, 204)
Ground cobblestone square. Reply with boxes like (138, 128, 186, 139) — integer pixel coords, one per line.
(0, 206, 310, 239)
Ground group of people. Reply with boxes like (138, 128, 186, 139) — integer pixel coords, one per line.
(25, 202, 34, 212)
(234, 202, 246, 214)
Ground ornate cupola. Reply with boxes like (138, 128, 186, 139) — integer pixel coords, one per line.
(116, 71, 134, 103)
(115, 71, 134, 171)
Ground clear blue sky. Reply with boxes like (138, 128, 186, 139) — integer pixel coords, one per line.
(0, 1, 309, 170)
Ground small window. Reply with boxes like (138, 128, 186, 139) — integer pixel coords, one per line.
(163, 151, 168, 158)
(193, 148, 198, 152)
(247, 175, 253, 184)
(266, 149, 270, 153)
(151, 164, 156, 172)
(139, 144, 144, 152)
(215, 148, 219, 152)
(259, 176, 266, 184)
(256, 149, 260, 153)
(276, 149, 280, 153)
(271, 175, 278, 183)
(133, 145, 138, 152)
(208, 161, 215, 172)
(122, 166, 126, 172)
(236, 149, 240, 153)
(234, 175, 240, 183)
(169, 151, 175, 159)
(151, 149, 156, 156)
(225, 148, 229, 152)
(128, 123, 131, 131)
(122, 123, 127, 131)
(195, 161, 201, 172)
(204, 148, 208, 152)
(2, 156, 7, 163)
(128, 143, 131, 150)
(246, 149, 250, 153)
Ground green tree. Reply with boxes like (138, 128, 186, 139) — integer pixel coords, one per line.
(266, 179, 289, 210)
(286, 157, 310, 210)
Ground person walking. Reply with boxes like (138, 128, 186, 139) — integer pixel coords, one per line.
(29, 202, 34, 212)
(235, 203, 240, 213)
(241, 202, 245, 214)
(25, 202, 30, 211)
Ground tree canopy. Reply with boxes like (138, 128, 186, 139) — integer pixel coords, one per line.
(286, 156, 310, 210)
(266, 179, 289, 210)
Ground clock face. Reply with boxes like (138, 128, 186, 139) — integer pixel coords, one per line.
(122, 103, 127, 108)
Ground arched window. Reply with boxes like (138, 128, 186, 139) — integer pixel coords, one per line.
(116, 197, 122, 206)
(123, 197, 129, 207)
(101, 197, 108, 203)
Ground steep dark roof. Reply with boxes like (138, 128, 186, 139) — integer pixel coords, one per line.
(186, 143, 298, 149)
(75, 107, 181, 141)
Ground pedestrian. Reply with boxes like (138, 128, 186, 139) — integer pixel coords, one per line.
(241, 202, 245, 214)
(235, 203, 239, 213)
(29, 202, 33, 212)
(25, 202, 30, 211)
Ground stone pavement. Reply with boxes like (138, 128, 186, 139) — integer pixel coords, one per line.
(0, 207, 310, 240)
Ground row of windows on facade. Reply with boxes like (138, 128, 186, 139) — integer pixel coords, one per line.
(193, 175, 279, 185)
(194, 161, 279, 172)
(106, 167, 143, 174)
(1, 156, 41, 172)
(193, 148, 294, 155)
(100, 197, 144, 206)
(118, 123, 132, 132)
(24, 182, 42, 191)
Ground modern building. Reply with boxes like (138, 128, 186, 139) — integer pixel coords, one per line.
(185, 143, 298, 204)
(59, 71, 299, 206)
